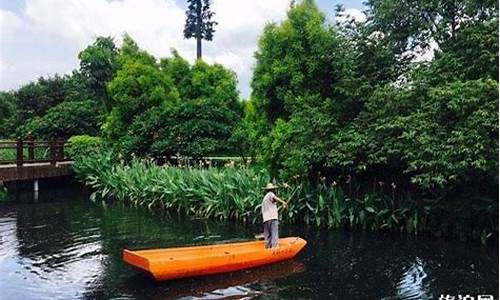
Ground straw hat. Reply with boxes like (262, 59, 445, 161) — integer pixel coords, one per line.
(263, 183, 279, 190)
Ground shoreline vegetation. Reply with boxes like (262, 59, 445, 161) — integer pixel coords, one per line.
(72, 147, 497, 245)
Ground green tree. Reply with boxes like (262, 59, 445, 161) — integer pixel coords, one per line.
(327, 16, 499, 192)
(154, 100, 239, 159)
(424, 18, 499, 84)
(12, 72, 91, 133)
(160, 53, 240, 109)
(0, 92, 17, 138)
(160, 50, 193, 100)
(78, 36, 118, 111)
(249, 0, 351, 177)
(247, 0, 498, 196)
(118, 34, 157, 66)
(104, 37, 179, 143)
(365, 0, 498, 55)
(335, 5, 407, 116)
(184, 0, 217, 59)
(21, 100, 101, 139)
(104, 36, 242, 159)
(105, 39, 242, 159)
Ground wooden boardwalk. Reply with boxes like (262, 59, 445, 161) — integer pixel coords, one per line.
(0, 161, 73, 182)
(0, 140, 72, 182)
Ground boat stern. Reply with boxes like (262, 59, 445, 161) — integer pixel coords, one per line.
(123, 249, 151, 273)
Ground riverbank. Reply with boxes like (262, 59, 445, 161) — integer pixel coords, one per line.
(71, 151, 498, 245)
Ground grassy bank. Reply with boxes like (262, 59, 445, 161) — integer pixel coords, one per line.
(73, 151, 498, 245)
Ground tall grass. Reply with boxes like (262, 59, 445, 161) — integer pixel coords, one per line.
(73, 151, 497, 244)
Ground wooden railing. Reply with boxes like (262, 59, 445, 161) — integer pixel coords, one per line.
(0, 140, 71, 166)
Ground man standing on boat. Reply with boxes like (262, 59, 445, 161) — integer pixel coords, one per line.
(262, 183, 288, 248)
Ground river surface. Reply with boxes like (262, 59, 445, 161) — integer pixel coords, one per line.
(0, 185, 497, 300)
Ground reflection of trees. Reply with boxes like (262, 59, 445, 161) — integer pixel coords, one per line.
(14, 190, 86, 263)
(7, 187, 105, 299)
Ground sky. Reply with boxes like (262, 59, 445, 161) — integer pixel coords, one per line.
(0, 0, 366, 98)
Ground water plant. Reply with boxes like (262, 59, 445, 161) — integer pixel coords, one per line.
(72, 151, 498, 245)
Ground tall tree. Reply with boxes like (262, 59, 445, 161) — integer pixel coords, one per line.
(78, 36, 118, 111)
(365, 0, 498, 56)
(249, 0, 351, 177)
(104, 36, 178, 142)
(184, 0, 217, 59)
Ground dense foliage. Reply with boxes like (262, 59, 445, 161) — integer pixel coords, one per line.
(0, 40, 112, 139)
(1, 35, 241, 162)
(21, 100, 102, 139)
(104, 38, 242, 158)
(66, 135, 103, 159)
(247, 1, 498, 197)
(78, 36, 118, 111)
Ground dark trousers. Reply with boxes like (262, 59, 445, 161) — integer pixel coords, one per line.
(263, 219, 279, 248)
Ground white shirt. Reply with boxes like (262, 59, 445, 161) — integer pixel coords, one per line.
(262, 191, 278, 222)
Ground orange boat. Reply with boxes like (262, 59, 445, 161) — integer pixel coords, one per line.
(123, 237, 307, 281)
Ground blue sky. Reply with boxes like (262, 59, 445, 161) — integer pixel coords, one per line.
(0, 0, 366, 98)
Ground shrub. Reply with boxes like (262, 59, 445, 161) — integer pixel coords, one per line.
(66, 135, 103, 159)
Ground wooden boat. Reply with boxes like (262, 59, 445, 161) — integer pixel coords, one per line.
(123, 237, 307, 281)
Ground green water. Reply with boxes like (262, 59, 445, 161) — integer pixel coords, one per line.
(0, 185, 497, 299)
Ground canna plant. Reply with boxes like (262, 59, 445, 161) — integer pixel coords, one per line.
(72, 150, 496, 244)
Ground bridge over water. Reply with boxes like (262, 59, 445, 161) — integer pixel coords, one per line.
(0, 140, 73, 183)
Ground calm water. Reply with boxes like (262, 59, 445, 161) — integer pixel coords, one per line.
(0, 186, 497, 300)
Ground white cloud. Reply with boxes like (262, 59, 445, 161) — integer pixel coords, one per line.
(0, 10, 22, 36)
(0, 0, 290, 97)
(336, 8, 366, 23)
(23, 0, 189, 55)
(413, 40, 440, 62)
(0, 59, 16, 73)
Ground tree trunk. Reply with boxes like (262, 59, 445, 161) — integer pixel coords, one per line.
(197, 35, 202, 59)
(196, 0, 202, 59)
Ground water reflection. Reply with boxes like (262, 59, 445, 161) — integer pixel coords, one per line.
(395, 257, 431, 299)
(131, 261, 306, 300)
(0, 186, 498, 300)
(0, 202, 105, 300)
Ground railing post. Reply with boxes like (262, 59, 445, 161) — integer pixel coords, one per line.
(16, 140, 24, 167)
(27, 137, 34, 161)
(60, 139, 66, 160)
(50, 139, 56, 165)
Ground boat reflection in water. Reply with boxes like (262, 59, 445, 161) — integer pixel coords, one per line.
(126, 260, 306, 300)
